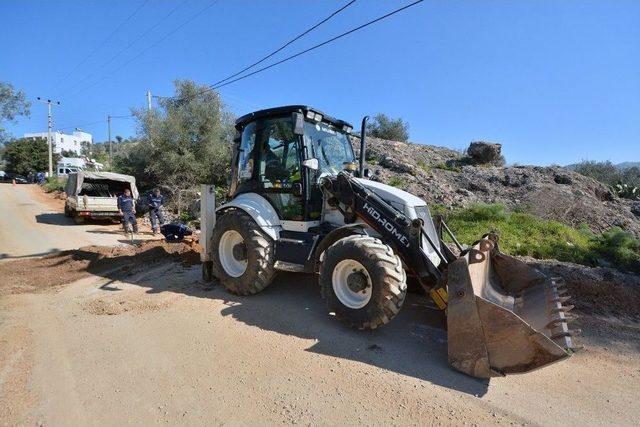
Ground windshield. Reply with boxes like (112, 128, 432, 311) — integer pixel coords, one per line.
(304, 121, 355, 177)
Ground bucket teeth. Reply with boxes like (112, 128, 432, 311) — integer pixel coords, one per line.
(551, 304, 575, 314)
(551, 329, 581, 340)
(545, 319, 566, 329)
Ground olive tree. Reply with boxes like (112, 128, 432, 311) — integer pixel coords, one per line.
(115, 79, 234, 205)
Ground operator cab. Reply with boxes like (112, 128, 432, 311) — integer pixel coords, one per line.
(231, 105, 356, 224)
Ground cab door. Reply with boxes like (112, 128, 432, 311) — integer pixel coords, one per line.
(256, 116, 305, 222)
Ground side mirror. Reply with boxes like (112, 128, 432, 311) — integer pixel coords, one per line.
(363, 168, 371, 178)
(292, 182, 303, 197)
(302, 158, 319, 170)
(292, 112, 305, 135)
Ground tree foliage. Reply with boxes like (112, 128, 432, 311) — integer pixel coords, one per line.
(0, 81, 31, 143)
(2, 137, 57, 175)
(366, 113, 410, 142)
(114, 79, 234, 196)
(574, 160, 640, 199)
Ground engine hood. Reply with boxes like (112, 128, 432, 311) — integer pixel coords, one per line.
(353, 178, 426, 209)
(353, 177, 442, 267)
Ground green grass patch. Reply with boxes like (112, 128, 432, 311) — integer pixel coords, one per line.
(417, 160, 430, 172)
(388, 176, 406, 188)
(41, 177, 66, 193)
(441, 203, 640, 273)
(435, 162, 461, 173)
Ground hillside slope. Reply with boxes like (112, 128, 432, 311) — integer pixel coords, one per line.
(356, 137, 640, 238)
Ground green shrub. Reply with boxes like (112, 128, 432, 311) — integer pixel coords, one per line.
(434, 162, 461, 173)
(41, 177, 66, 193)
(592, 228, 640, 272)
(614, 182, 639, 200)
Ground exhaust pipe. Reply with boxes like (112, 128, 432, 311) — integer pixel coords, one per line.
(359, 115, 369, 178)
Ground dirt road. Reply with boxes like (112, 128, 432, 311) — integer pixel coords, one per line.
(0, 183, 152, 259)
(1, 186, 639, 426)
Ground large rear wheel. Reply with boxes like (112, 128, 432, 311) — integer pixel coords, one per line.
(320, 235, 407, 330)
(212, 210, 276, 295)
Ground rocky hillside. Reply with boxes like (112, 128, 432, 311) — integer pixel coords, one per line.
(354, 136, 640, 238)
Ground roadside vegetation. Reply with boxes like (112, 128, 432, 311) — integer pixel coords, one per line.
(42, 176, 66, 193)
(438, 203, 640, 273)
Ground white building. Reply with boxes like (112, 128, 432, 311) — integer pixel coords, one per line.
(23, 130, 92, 155)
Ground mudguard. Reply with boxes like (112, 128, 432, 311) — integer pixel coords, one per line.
(216, 193, 281, 240)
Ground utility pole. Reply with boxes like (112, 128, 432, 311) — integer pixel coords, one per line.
(147, 90, 152, 110)
(107, 115, 112, 170)
(36, 97, 60, 177)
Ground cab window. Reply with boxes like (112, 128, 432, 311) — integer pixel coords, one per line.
(238, 121, 256, 184)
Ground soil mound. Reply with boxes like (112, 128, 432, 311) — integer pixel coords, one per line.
(0, 240, 200, 296)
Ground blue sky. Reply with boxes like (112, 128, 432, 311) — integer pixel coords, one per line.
(1, 0, 638, 165)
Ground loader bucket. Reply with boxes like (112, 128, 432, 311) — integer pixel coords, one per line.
(445, 235, 577, 379)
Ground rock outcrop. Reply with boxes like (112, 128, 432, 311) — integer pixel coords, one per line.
(355, 136, 640, 237)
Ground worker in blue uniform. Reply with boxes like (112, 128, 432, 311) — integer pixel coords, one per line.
(117, 188, 138, 233)
(147, 187, 166, 235)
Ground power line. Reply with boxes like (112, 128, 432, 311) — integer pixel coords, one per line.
(61, 0, 191, 97)
(211, 0, 357, 88)
(65, 0, 218, 101)
(57, 119, 106, 131)
(208, 0, 424, 92)
(57, 115, 132, 131)
(50, 0, 150, 95)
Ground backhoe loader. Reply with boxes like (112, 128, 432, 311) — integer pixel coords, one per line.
(200, 105, 578, 378)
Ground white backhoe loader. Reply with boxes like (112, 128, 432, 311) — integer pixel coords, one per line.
(200, 105, 578, 378)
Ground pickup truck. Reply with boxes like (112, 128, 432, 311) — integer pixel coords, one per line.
(64, 171, 138, 223)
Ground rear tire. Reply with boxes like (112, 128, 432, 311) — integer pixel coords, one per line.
(73, 215, 84, 224)
(212, 210, 276, 295)
(320, 235, 407, 330)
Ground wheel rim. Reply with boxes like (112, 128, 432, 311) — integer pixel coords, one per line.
(219, 230, 248, 277)
(332, 259, 372, 309)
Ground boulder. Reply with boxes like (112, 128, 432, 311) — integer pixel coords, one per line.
(554, 173, 573, 185)
(467, 141, 504, 165)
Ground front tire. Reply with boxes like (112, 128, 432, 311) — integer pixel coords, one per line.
(320, 235, 407, 330)
(212, 210, 276, 295)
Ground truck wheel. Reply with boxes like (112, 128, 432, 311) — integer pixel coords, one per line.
(211, 210, 275, 295)
(73, 215, 84, 224)
(64, 204, 72, 217)
(320, 235, 407, 330)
